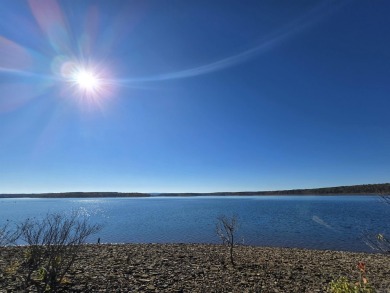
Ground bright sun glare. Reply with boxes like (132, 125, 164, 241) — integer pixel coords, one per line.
(58, 59, 112, 101)
(74, 69, 99, 91)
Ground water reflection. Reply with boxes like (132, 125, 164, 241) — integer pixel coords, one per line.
(0, 196, 388, 252)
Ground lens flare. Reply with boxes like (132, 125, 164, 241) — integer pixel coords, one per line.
(55, 58, 113, 104)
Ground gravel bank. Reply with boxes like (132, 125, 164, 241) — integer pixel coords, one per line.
(1, 243, 389, 292)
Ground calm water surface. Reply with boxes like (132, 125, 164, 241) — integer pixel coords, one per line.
(1, 195, 389, 252)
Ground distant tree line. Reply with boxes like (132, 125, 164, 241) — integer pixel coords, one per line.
(165, 183, 390, 196)
(222, 183, 390, 196)
(1, 183, 390, 198)
(0, 192, 150, 198)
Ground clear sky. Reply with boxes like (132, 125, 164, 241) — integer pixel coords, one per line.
(1, 0, 389, 193)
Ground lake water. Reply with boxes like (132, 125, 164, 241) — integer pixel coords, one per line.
(0, 195, 389, 252)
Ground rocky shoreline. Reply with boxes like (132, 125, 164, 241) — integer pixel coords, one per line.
(1, 243, 389, 292)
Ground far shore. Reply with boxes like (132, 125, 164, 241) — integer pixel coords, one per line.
(0, 193, 386, 199)
(0, 183, 389, 198)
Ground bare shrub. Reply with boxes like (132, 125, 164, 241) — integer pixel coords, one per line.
(0, 220, 19, 246)
(0, 221, 21, 291)
(363, 193, 390, 254)
(364, 233, 390, 254)
(216, 214, 239, 266)
(381, 194, 390, 205)
(18, 211, 102, 292)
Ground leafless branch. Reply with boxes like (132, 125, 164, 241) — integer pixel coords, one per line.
(0, 220, 20, 246)
(362, 193, 390, 254)
(18, 211, 102, 292)
(363, 231, 390, 254)
(380, 194, 390, 205)
(216, 214, 239, 266)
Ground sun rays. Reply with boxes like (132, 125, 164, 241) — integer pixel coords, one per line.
(0, 0, 347, 113)
(0, 0, 117, 112)
(51, 58, 115, 110)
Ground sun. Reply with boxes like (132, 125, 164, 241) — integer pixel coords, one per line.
(70, 67, 103, 98)
(57, 59, 113, 101)
(74, 69, 100, 91)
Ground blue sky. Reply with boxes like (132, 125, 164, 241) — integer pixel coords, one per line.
(0, 0, 389, 193)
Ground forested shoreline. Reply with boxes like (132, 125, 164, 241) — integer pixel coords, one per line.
(1, 183, 389, 198)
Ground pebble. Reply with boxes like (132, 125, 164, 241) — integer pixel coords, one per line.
(0, 243, 389, 292)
